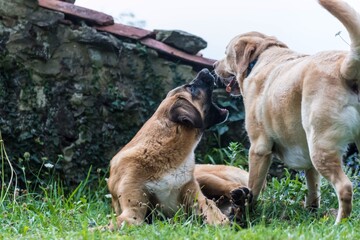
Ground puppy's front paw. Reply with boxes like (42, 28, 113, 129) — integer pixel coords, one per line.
(230, 187, 253, 207)
(229, 187, 253, 223)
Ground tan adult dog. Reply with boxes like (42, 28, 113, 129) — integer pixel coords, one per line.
(107, 69, 251, 230)
(214, 0, 360, 224)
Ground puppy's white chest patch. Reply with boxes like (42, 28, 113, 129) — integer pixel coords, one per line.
(145, 153, 195, 216)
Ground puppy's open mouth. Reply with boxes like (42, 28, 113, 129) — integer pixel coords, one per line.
(219, 107, 229, 115)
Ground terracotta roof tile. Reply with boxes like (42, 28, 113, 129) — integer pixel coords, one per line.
(37, 0, 215, 67)
(38, 0, 114, 26)
(96, 23, 153, 40)
(140, 38, 215, 67)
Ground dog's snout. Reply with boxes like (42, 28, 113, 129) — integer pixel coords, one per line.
(198, 68, 212, 79)
(200, 68, 211, 75)
(197, 68, 214, 85)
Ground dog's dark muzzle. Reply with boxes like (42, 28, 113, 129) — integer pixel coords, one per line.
(190, 68, 215, 89)
(191, 69, 229, 128)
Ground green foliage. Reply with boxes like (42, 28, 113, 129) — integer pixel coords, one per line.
(256, 170, 309, 223)
(200, 142, 248, 169)
(197, 89, 247, 162)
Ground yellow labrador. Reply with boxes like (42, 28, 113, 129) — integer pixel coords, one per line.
(106, 69, 250, 230)
(214, 0, 360, 223)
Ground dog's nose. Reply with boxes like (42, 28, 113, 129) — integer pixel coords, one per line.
(200, 68, 211, 74)
(197, 68, 214, 85)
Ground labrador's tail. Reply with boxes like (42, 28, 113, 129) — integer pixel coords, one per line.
(319, 0, 360, 81)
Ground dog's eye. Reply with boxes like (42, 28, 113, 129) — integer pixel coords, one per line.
(186, 85, 195, 93)
(185, 84, 200, 97)
(190, 85, 199, 95)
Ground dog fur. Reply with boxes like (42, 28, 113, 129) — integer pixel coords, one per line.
(214, 0, 360, 223)
(106, 69, 252, 229)
(195, 164, 250, 219)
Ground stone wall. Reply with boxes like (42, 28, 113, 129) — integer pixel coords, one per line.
(0, 0, 214, 187)
(0, 0, 305, 189)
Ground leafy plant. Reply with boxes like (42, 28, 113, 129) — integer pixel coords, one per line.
(199, 142, 248, 169)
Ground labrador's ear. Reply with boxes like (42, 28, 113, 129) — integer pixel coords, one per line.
(235, 35, 288, 75)
(169, 99, 203, 129)
(235, 41, 256, 75)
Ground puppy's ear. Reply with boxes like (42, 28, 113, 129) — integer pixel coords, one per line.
(169, 99, 203, 129)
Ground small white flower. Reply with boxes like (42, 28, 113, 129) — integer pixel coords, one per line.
(44, 163, 54, 169)
(105, 194, 112, 199)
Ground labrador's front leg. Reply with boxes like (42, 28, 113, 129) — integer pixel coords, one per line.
(248, 143, 272, 204)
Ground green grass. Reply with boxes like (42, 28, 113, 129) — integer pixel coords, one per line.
(1, 175, 359, 240)
(1, 134, 360, 239)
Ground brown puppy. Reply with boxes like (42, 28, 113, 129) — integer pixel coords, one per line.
(107, 69, 232, 230)
(214, 0, 360, 224)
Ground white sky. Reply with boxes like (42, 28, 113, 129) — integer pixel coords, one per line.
(76, 0, 360, 60)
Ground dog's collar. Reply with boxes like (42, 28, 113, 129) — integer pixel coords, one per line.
(246, 59, 258, 77)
